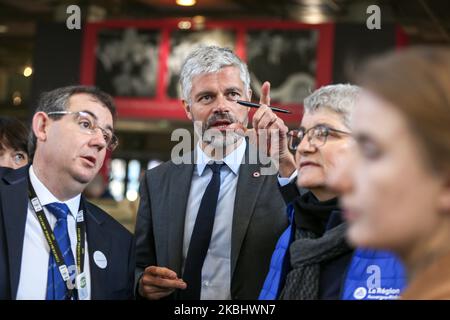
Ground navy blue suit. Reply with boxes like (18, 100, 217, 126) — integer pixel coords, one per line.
(0, 165, 135, 300)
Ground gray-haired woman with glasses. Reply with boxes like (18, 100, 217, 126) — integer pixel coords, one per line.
(258, 84, 406, 300)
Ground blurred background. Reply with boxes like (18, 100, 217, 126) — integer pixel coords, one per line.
(1, 0, 449, 231)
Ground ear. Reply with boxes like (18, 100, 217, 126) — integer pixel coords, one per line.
(438, 173, 450, 213)
(182, 100, 193, 121)
(32, 112, 50, 143)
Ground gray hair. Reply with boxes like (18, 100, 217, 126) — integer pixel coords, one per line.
(303, 84, 361, 129)
(29, 85, 116, 158)
(179, 46, 251, 105)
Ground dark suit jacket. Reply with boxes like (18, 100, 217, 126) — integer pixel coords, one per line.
(0, 165, 135, 300)
(135, 145, 289, 300)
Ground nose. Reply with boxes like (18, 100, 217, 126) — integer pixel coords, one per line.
(89, 128, 107, 151)
(326, 151, 354, 195)
(297, 135, 316, 155)
(212, 94, 231, 114)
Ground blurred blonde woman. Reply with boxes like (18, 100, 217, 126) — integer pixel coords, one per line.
(328, 47, 450, 299)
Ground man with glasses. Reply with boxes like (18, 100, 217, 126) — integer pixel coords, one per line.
(0, 85, 135, 300)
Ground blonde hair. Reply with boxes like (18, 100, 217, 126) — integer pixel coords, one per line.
(358, 46, 450, 173)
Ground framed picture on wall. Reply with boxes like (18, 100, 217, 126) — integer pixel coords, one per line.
(247, 29, 318, 104)
(95, 28, 160, 98)
(81, 19, 334, 124)
(167, 29, 236, 99)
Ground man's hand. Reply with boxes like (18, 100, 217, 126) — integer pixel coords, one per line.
(250, 81, 296, 177)
(138, 266, 187, 300)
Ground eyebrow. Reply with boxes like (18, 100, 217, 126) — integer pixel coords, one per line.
(82, 110, 114, 132)
(225, 87, 243, 93)
(194, 90, 215, 100)
(300, 122, 337, 130)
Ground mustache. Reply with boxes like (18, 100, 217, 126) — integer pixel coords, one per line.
(204, 112, 237, 130)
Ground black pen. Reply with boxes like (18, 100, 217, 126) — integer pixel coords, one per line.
(236, 100, 292, 114)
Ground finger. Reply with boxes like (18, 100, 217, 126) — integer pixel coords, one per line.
(141, 287, 175, 300)
(258, 113, 278, 130)
(141, 274, 187, 289)
(252, 106, 270, 130)
(259, 81, 271, 106)
(145, 266, 178, 279)
(142, 285, 174, 295)
(267, 118, 289, 135)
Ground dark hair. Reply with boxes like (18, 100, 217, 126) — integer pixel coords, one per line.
(0, 116, 29, 156)
(357, 46, 450, 173)
(29, 85, 117, 158)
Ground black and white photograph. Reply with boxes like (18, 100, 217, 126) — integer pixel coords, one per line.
(247, 29, 318, 104)
(167, 29, 235, 98)
(95, 28, 160, 97)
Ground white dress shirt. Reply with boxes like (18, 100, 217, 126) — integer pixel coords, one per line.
(182, 139, 246, 300)
(16, 165, 91, 300)
(277, 170, 298, 187)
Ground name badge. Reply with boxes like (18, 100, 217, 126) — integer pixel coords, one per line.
(59, 265, 70, 281)
(76, 210, 84, 222)
(76, 273, 89, 300)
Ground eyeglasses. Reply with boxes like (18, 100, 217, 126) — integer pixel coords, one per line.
(47, 111, 118, 151)
(287, 125, 351, 151)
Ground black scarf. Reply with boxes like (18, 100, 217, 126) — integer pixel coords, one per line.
(279, 192, 352, 300)
(293, 191, 340, 237)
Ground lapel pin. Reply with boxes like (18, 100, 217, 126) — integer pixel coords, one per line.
(93, 250, 108, 269)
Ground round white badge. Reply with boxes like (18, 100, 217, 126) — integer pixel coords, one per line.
(93, 250, 108, 269)
(353, 287, 368, 300)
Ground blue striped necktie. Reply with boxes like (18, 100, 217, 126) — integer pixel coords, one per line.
(45, 202, 77, 300)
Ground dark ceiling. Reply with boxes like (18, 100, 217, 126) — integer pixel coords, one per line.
(0, 0, 449, 71)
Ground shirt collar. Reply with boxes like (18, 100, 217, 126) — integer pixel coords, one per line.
(29, 165, 81, 218)
(196, 138, 246, 176)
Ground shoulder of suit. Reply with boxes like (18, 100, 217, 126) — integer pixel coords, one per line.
(84, 200, 133, 238)
(145, 152, 193, 177)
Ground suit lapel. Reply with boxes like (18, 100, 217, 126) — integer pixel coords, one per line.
(166, 160, 194, 275)
(1, 169, 28, 299)
(230, 146, 266, 278)
(83, 199, 111, 300)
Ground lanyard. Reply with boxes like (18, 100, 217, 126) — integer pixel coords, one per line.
(28, 182, 86, 299)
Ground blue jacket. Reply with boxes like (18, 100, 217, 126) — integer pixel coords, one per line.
(341, 248, 406, 300)
(259, 207, 406, 300)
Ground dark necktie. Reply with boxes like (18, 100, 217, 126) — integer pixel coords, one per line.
(180, 163, 224, 300)
(45, 202, 77, 300)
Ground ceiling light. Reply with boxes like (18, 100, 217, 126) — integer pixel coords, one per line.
(301, 6, 328, 24)
(178, 21, 192, 30)
(176, 0, 196, 6)
(23, 66, 33, 77)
